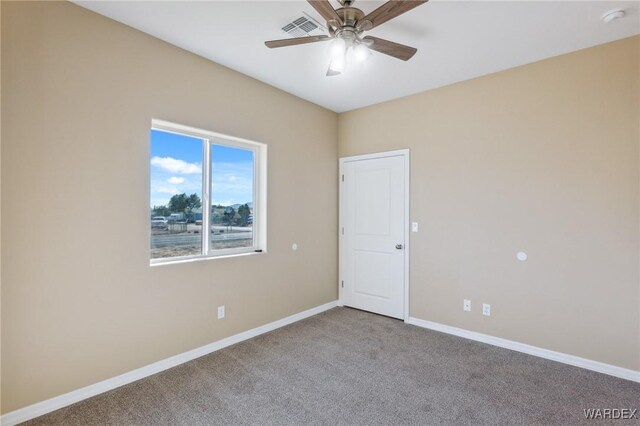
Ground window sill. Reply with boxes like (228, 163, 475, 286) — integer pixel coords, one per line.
(150, 250, 265, 267)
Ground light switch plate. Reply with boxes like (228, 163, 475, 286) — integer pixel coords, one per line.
(411, 222, 419, 233)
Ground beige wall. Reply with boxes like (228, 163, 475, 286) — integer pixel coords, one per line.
(1, 1, 338, 413)
(339, 36, 640, 371)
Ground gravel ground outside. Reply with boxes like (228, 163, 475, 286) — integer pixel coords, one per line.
(150, 239, 252, 259)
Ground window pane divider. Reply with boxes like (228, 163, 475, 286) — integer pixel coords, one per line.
(202, 139, 211, 256)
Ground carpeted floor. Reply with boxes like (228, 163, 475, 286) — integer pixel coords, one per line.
(26, 307, 639, 425)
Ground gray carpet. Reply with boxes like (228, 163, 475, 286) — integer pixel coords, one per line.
(26, 307, 639, 425)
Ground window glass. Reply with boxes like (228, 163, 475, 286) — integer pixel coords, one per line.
(150, 130, 203, 259)
(210, 145, 254, 252)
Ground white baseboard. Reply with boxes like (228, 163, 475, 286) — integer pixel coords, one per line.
(406, 316, 640, 383)
(1, 300, 338, 426)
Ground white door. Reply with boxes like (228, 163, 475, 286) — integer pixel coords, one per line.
(340, 152, 408, 320)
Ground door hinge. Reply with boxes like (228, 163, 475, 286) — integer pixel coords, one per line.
(341, 227, 344, 235)
(341, 174, 344, 182)
(341, 280, 344, 288)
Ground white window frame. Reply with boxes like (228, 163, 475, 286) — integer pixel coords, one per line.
(150, 119, 267, 265)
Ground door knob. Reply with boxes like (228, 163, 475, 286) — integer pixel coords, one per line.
(395, 244, 403, 250)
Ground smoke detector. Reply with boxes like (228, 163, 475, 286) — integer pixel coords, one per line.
(601, 9, 626, 24)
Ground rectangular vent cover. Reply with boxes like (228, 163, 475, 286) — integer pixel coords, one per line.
(281, 13, 326, 38)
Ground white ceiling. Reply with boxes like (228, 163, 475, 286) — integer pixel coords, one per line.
(76, 1, 640, 112)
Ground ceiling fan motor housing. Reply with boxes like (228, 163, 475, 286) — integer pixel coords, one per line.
(336, 7, 365, 27)
(330, 6, 372, 48)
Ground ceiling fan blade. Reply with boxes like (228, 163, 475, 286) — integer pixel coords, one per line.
(361, 0, 427, 30)
(265, 35, 332, 49)
(363, 36, 417, 61)
(307, 0, 343, 26)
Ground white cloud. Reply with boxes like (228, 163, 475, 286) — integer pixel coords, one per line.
(211, 161, 253, 206)
(150, 172, 202, 208)
(150, 156, 201, 174)
(150, 160, 252, 208)
(154, 185, 180, 195)
(167, 176, 185, 184)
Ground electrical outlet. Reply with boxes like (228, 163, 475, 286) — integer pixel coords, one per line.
(217, 305, 225, 319)
(482, 303, 491, 316)
(463, 299, 471, 312)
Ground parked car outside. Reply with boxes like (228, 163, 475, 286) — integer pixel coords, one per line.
(151, 216, 168, 229)
(168, 212, 186, 223)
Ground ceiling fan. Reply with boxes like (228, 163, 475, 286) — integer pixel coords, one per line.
(265, 0, 428, 76)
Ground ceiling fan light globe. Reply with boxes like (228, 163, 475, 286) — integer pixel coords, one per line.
(329, 56, 346, 74)
(329, 37, 347, 61)
(354, 43, 371, 63)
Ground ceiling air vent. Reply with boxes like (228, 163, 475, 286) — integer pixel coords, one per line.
(281, 13, 326, 38)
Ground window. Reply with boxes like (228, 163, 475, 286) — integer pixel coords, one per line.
(149, 120, 266, 264)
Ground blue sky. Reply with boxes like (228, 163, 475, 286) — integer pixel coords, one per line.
(150, 129, 253, 208)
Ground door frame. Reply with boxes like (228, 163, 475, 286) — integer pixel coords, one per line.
(338, 149, 410, 322)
